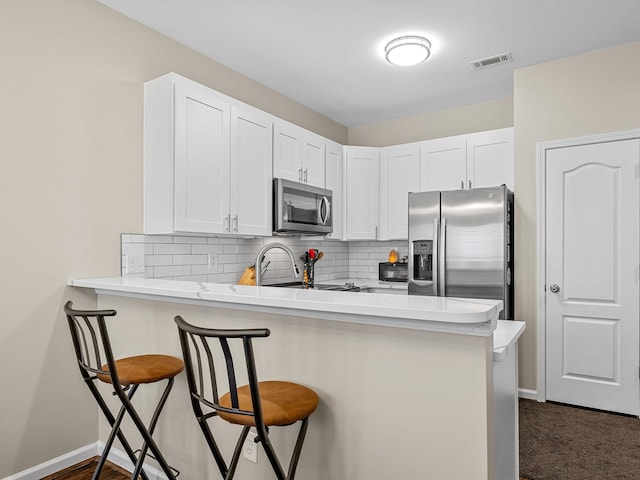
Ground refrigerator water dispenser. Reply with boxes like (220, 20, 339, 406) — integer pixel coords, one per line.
(412, 240, 433, 281)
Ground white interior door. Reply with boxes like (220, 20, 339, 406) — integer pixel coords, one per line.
(545, 138, 640, 415)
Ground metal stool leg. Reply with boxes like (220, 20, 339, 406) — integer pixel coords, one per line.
(287, 417, 310, 480)
(85, 379, 151, 480)
(118, 378, 178, 480)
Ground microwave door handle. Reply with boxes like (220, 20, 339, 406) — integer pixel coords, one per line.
(320, 196, 331, 225)
(439, 217, 446, 297)
(432, 218, 439, 296)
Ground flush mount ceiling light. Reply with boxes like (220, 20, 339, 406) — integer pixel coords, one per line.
(385, 35, 431, 66)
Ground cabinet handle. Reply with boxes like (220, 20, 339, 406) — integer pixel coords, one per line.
(304, 168, 308, 183)
(468, 180, 472, 189)
(298, 167, 303, 182)
(460, 180, 464, 189)
(375, 226, 378, 239)
(232, 215, 238, 233)
(224, 215, 230, 232)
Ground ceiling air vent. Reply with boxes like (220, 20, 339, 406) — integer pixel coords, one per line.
(470, 52, 513, 71)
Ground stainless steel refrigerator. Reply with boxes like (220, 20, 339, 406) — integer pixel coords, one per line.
(408, 185, 514, 319)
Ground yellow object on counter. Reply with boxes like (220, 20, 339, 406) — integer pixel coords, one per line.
(388, 249, 398, 263)
(238, 265, 256, 286)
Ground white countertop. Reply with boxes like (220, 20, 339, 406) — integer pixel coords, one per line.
(68, 276, 502, 336)
(493, 320, 526, 361)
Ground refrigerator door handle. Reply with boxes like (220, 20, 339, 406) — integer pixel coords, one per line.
(439, 217, 447, 296)
(432, 217, 440, 296)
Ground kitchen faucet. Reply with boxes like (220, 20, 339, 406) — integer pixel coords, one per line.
(255, 242, 300, 286)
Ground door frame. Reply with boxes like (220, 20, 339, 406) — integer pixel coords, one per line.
(536, 128, 640, 402)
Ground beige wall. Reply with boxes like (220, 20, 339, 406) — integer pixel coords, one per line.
(0, 0, 344, 476)
(347, 97, 514, 147)
(513, 41, 640, 390)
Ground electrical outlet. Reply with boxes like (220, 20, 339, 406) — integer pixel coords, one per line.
(208, 253, 218, 270)
(243, 431, 258, 463)
(126, 254, 145, 274)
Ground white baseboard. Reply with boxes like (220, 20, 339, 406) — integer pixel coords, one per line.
(2, 443, 168, 480)
(518, 388, 538, 400)
(1, 443, 100, 480)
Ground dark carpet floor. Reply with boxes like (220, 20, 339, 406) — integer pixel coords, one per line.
(519, 398, 640, 479)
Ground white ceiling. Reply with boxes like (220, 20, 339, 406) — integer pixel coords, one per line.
(98, 0, 640, 127)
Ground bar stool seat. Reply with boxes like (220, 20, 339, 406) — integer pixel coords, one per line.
(97, 354, 185, 385)
(218, 380, 318, 427)
(64, 301, 183, 480)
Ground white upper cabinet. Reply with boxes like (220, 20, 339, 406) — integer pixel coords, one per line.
(419, 128, 514, 192)
(344, 147, 380, 240)
(325, 140, 344, 240)
(172, 79, 231, 234)
(381, 144, 420, 240)
(273, 119, 325, 187)
(466, 128, 514, 191)
(144, 73, 273, 236)
(302, 132, 326, 187)
(229, 105, 273, 236)
(419, 137, 467, 191)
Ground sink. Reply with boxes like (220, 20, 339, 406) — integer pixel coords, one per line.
(266, 281, 360, 292)
(358, 287, 407, 295)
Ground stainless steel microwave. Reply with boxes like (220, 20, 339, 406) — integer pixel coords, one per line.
(273, 178, 333, 235)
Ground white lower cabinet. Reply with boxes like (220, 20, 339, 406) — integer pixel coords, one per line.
(344, 147, 380, 240)
(144, 73, 272, 236)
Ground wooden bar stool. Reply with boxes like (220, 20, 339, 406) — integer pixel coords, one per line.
(174, 315, 319, 480)
(64, 301, 184, 480)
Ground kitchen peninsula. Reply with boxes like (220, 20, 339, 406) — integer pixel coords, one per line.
(69, 276, 524, 480)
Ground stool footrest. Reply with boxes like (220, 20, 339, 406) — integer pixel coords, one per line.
(133, 449, 181, 477)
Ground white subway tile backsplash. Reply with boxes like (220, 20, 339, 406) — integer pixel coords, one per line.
(192, 244, 225, 254)
(122, 242, 147, 255)
(146, 255, 172, 266)
(153, 265, 192, 277)
(121, 234, 400, 284)
(173, 236, 208, 244)
(154, 243, 192, 255)
(172, 254, 208, 265)
(143, 235, 174, 244)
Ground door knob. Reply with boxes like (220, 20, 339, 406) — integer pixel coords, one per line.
(549, 284, 560, 293)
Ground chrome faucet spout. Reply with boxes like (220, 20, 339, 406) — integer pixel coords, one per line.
(255, 242, 300, 286)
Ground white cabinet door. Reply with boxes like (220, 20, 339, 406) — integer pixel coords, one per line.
(345, 147, 379, 240)
(273, 119, 326, 187)
(325, 141, 344, 240)
(174, 80, 230, 234)
(302, 132, 326, 187)
(273, 120, 302, 183)
(419, 137, 467, 191)
(385, 145, 419, 239)
(230, 105, 273, 236)
(466, 127, 514, 190)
